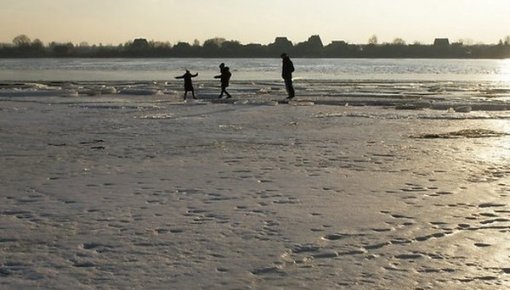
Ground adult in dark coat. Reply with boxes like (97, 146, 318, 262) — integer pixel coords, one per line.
(281, 53, 295, 99)
(175, 70, 198, 99)
(215, 63, 232, 99)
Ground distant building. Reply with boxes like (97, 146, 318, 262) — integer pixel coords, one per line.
(433, 38, 450, 46)
(272, 37, 293, 47)
(131, 38, 149, 49)
(269, 37, 293, 52)
(327, 41, 348, 49)
(306, 35, 324, 48)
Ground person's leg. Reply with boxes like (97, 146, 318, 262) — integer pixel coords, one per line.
(191, 88, 197, 99)
(225, 88, 232, 98)
(288, 82, 295, 99)
(285, 78, 295, 99)
(184, 90, 187, 100)
(218, 87, 224, 98)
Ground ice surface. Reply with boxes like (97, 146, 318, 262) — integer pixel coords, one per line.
(0, 83, 509, 289)
(1, 79, 509, 111)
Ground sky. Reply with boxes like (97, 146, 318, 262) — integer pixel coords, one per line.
(1, 0, 509, 46)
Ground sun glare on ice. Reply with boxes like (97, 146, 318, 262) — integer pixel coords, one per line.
(499, 59, 510, 82)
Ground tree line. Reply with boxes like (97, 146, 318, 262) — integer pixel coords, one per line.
(1, 34, 510, 58)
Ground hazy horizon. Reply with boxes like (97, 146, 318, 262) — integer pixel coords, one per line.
(1, 0, 509, 46)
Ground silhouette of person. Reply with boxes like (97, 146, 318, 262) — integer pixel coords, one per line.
(175, 70, 198, 100)
(215, 63, 232, 99)
(281, 53, 295, 99)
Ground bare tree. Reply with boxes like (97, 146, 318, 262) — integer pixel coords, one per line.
(13, 34, 31, 47)
(32, 38, 44, 48)
(203, 37, 227, 48)
(392, 38, 406, 45)
(368, 35, 378, 45)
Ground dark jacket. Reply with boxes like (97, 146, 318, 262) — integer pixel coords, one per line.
(215, 67, 232, 87)
(176, 71, 198, 91)
(281, 57, 294, 80)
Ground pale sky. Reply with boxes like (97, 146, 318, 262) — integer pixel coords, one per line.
(1, 0, 509, 45)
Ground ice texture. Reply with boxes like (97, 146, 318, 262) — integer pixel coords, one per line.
(0, 82, 509, 289)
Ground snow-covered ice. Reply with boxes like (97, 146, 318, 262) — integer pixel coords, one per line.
(0, 81, 509, 289)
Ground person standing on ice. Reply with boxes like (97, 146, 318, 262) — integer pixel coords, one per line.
(175, 70, 198, 100)
(215, 63, 232, 99)
(281, 53, 295, 100)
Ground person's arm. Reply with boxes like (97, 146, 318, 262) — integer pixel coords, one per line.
(175, 74, 184, 79)
(192, 73, 198, 77)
